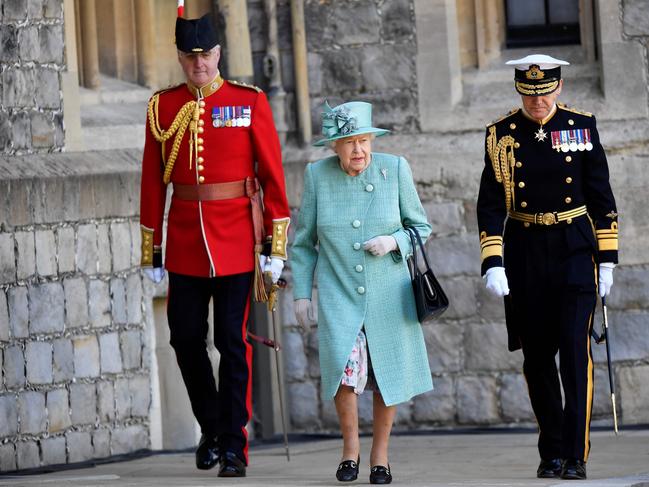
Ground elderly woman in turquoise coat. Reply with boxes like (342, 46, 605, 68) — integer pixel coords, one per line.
(291, 101, 433, 484)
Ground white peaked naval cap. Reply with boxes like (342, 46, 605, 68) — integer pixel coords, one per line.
(506, 54, 570, 70)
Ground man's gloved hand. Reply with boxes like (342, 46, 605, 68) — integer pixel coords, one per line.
(259, 255, 284, 283)
(144, 267, 165, 283)
(363, 236, 398, 257)
(294, 298, 315, 332)
(484, 266, 510, 297)
(599, 262, 615, 298)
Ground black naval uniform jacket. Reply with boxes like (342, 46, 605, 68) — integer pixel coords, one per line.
(477, 103, 619, 351)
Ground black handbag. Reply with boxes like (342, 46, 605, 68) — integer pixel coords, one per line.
(406, 227, 449, 322)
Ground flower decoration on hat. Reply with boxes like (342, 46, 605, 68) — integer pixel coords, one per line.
(322, 102, 358, 138)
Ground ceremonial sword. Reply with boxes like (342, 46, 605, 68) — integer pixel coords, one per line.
(591, 296, 619, 434)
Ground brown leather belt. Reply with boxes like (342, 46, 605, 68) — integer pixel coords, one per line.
(173, 180, 246, 201)
(509, 205, 588, 226)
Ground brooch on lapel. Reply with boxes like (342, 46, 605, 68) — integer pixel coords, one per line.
(380, 168, 387, 180)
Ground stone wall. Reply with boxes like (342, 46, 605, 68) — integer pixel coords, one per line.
(0, 0, 65, 155)
(0, 151, 151, 472)
(245, 0, 418, 138)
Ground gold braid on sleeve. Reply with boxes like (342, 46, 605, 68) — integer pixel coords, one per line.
(487, 125, 516, 212)
(147, 94, 200, 184)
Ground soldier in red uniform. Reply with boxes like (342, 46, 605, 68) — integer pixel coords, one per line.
(139, 14, 290, 477)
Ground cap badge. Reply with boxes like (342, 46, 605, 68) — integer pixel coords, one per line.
(525, 65, 545, 80)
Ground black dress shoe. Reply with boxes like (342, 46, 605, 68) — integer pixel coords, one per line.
(336, 457, 359, 482)
(218, 451, 247, 477)
(195, 435, 219, 470)
(370, 465, 392, 484)
(537, 458, 562, 478)
(561, 459, 587, 480)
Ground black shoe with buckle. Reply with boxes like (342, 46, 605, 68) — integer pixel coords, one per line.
(218, 451, 247, 477)
(336, 456, 359, 482)
(537, 458, 562, 478)
(561, 459, 587, 480)
(195, 434, 219, 470)
(370, 465, 392, 484)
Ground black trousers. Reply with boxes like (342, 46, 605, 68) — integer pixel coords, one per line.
(167, 271, 253, 464)
(504, 218, 597, 462)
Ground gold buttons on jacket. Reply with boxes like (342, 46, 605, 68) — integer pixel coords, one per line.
(199, 100, 206, 108)
(565, 196, 572, 204)
(198, 165, 205, 172)
(198, 157, 204, 164)
(524, 222, 530, 228)
(510, 123, 516, 130)
(199, 108, 205, 115)
(198, 176, 205, 183)
(568, 119, 574, 126)
(516, 161, 522, 168)
(198, 145, 204, 152)
(518, 182, 525, 188)
(198, 120, 205, 127)
(514, 142, 520, 148)
(353, 242, 361, 250)
(352, 220, 361, 228)
(198, 127, 204, 134)
(565, 156, 572, 162)
(355, 265, 363, 272)
(566, 177, 572, 184)
(197, 138, 204, 144)
(520, 201, 528, 208)
(567, 218, 573, 224)
(357, 286, 365, 295)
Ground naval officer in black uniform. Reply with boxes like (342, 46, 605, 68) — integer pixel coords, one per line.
(477, 54, 619, 480)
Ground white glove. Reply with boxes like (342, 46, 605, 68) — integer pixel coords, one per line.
(484, 266, 509, 297)
(362, 236, 397, 256)
(259, 255, 284, 283)
(294, 299, 315, 332)
(599, 262, 615, 298)
(144, 267, 165, 283)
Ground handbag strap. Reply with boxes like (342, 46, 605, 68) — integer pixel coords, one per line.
(406, 227, 433, 274)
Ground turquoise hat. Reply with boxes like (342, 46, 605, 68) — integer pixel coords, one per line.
(313, 101, 389, 147)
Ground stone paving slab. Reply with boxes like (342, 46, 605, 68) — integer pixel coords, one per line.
(1, 429, 647, 487)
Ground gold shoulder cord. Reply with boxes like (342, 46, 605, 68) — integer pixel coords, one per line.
(147, 94, 200, 184)
(487, 125, 516, 212)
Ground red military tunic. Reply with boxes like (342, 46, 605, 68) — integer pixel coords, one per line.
(140, 75, 290, 277)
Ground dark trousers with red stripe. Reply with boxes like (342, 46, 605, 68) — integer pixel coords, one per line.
(167, 271, 253, 464)
(504, 218, 597, 462)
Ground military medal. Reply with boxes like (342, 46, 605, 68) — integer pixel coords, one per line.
(212, 107, 222, 128)
(560, 130, 570, 152)
(534, 126, 547, 142)
(576, 129, 585, 151)
(225, 106, 232, 127)
(569, 130, 578, 152)
(584, 128, 593, 151)
(551, 130, 562, 152)
(242, 106, 251, 127)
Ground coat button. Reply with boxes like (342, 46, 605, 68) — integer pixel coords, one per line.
(566, 177, 572, 184)
(355, 265, 363, 272)
(352, 220, 361, 228)
(198, 120, 205, 126)
(510, 123, 516, 130)
(365, 184, 374, 192)
(198, 176, 205, 183)
(568, 119, 574, 125)
(198, 127, 204, 134)
(514, 142, 520, 148)
(199, 100, 206, 108)
(357, 286, 365, 294)
(353, 242, 361, 250)
(198, 156, 204, 163)
(565, 156, 572, 162)
(515, 161, 522, 168)
(198, 165, 204, 172)
(565, 196, 572, 204)
(520, 201, 527, 208)
(518, 181, 525, 188)
(199, 108, 205, 115)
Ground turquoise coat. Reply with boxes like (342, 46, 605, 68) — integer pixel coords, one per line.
(291, 153, 433, 406)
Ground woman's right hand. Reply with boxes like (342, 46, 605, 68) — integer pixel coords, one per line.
(294, 299, 315, 332)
